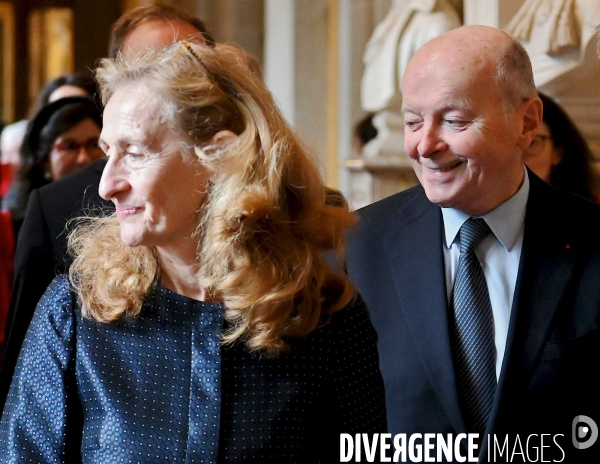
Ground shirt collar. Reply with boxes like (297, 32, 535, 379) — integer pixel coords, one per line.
(441, 168, 530, 251)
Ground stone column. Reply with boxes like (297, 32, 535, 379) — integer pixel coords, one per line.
(262, 0, 331, 181)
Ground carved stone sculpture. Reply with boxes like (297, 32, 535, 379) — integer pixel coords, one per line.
(360, 0, 461, 158)
(506, 0, 600, 93)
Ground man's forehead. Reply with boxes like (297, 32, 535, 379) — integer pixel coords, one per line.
(122, 19, 205, 57)
(407, 26, 505, 78)
(404, 46, 496, 93)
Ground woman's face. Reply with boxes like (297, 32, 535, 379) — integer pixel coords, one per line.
(99, 84, 210, 250)
(49, 118, 104, 180)
(523, 121, 563, 182)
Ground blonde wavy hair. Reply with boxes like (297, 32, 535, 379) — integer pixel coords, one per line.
(69, 42, 357, 353)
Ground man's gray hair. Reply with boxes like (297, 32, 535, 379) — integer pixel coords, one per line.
(494, 40, 538, 113)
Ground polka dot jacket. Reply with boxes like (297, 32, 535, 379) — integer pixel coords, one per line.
(0, 275, 387, 463)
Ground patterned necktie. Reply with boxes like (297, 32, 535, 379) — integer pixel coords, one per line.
(451, 217, 497, 436)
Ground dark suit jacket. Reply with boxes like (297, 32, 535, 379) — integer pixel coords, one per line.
(346, 173, 600, 462)
(0, 159, 110, 413)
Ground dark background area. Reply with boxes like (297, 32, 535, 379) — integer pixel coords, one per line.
(8, 0, 121, 120)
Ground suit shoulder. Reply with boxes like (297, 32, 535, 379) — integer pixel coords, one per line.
(38, 159, 104, 200)
(527, 180, 600, 249)
(356, 185, 424, 218)
(35, 159, 108, 222)
(350, 184, 430, 237)
(546, 184, 600, 229)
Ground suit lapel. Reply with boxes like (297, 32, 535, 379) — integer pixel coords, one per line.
(384, 189, 467, 434)
(488, 174, 576, 433)
(94, 157, 108, 174)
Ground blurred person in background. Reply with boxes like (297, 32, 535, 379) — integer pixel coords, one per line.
(0, 121, 28, 354)
(0, 121, 28, 199)
(0, 40, 386, 462)
(524, 92, 597, 201)
(28, 69, 98, 119)
(1, 97, 103, 229)
(108, 1, 214, 58)
(351, 113, 378, 157)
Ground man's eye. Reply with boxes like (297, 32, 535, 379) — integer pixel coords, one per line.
(404, 120, 421, 130)
(444, 119, 467, 128)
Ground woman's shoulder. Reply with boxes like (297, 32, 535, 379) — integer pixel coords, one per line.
(42, 274, 74, 301)
(14, 275, 78, 374)
(34, 274, 78, 328)
(318, 293, 377, 343)
(329, 292, 370, 321)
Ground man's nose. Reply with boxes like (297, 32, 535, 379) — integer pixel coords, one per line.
(417, 123, 446, 158)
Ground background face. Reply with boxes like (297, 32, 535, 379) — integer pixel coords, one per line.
(523, 121, 561, 182)
(99, 84, 209, 250)
(49, 118, 103, 180)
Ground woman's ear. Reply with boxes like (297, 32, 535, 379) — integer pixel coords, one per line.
(209, 130, 237, 148)
(207, 130, 238, 184)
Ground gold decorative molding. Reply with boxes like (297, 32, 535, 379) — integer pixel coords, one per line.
(0, 2, 15, 122)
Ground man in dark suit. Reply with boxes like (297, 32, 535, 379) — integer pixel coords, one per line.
(346, 25, 600, 462)
(0, 4, 213, 412)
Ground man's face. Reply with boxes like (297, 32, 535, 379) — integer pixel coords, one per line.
(402, 54, 527, 216)
(121, 19, 205, 58)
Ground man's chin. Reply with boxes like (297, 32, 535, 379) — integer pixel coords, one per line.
(422, 187, 459, 209)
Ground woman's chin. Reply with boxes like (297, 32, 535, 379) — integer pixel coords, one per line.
(120, 232, 145, 248)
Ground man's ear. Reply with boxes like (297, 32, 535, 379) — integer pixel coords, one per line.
(516, 97, 543, 150)
(207, 130, 238, 184)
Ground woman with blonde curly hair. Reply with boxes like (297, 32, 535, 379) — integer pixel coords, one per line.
(0, 41, 386, 462)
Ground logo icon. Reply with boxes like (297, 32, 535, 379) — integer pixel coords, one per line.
(572, 415, 598, 450)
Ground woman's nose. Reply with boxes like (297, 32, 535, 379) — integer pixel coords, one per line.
(99, 158, 130, 201)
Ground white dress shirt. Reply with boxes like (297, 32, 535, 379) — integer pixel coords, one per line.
(442, 169, 530, 379)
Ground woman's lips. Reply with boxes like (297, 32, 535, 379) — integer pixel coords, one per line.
(115, 206, 143, 219)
